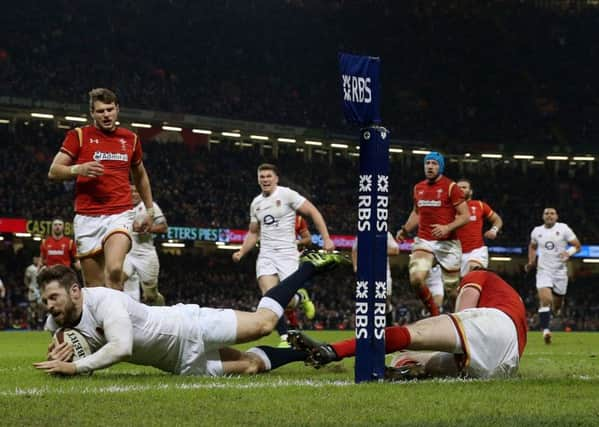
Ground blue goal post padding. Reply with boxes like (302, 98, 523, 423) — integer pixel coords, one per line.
(355, 126, 390, 382)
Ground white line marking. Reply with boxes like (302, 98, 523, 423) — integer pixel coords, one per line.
(0, 379, 353, 397)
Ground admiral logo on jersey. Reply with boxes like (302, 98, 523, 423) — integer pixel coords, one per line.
(93, 151, 129, 162)
(417, 200, 442, 207)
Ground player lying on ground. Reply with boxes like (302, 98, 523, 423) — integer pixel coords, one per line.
(33, 251, 349, 376)
(289, 268, 527, 380)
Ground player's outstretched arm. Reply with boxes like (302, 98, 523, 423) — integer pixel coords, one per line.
(233, 222, 259, 262)
(131, 162, 154, 232)
(297, 200, 334, 251)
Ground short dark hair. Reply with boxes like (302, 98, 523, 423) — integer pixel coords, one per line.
(457, 178, 472, 187)
(89, 88, 119, 112)
(38, 265, 80, 291)
(257, 163, 279, 176)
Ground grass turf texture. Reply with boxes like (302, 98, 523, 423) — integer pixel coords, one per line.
(1, 330, 598, 426)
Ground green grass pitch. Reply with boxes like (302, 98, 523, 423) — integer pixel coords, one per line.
(1, 330, 598, 426)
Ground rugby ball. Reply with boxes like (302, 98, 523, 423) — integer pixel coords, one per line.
(53, 328, 92, 361)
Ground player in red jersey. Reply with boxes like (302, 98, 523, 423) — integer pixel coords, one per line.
(40, 218, 79, 269)
(295, 215, 312, 251)
(456, 179, 503, 276)
(288, 268, 528, 379)
(396, 152, 469, 316)
(48, 88, 154, 290)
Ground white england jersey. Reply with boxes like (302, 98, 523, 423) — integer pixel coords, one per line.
(250, 186, 306, 251)
(530, 222, 577, 272)
(45, 287, 208, 374)
(131, 201, 166, 254)
(25, 264, 40, 302)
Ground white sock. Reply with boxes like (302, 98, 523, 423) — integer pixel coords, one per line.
(257, 297, 284, 318)
(247, 347, 271, 371)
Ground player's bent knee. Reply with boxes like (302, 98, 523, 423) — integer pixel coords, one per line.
(442, 270, 460, 293)
(409, 257, 432, 287)
(241, 353, 265, 375)
(253, 315, 276, 338)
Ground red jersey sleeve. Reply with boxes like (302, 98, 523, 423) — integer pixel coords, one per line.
(131, 134, 142, 166)
(482, 201, 494, 219)
(60, 128, 82, 159)
(449, 182, 465, 207)
(459, 270, 485, 292)
(296, 216, 309, 234)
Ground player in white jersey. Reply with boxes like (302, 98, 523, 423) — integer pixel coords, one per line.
(24, 256, 41, 303)
(233, 163, 335, 346)
(526, 207, 581, 344)
(122, 185, 168, 305)
(24, 256, 43, 329)
(352, 232, 399, 324)
(34, 252, 351, 376)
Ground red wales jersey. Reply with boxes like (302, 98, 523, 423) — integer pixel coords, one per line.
(456, 200, 495, 253)
(40, 236, 77, 266)
(295, 216, 309, 235)
(413, 175, 464, 240)
(60, 126, 142, 215)
(460, 271, 528, 356)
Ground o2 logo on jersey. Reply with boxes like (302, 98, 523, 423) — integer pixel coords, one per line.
(545, 241, 555, 250)
(262, 215, 278, 227)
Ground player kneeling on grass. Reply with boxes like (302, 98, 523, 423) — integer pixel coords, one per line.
(33, 251, 350, 376)
(289, 268, 527, 380)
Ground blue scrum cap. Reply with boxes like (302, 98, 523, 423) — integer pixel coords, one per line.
(424, 151, 445, 174)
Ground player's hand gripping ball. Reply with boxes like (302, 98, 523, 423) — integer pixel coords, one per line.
(53, 328, 92, 361)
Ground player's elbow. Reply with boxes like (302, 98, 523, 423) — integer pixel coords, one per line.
(113, 341, 133, 360)
(48, 167, 58, 181)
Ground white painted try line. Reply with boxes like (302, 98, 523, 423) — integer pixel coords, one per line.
(1, 379, 353, 397)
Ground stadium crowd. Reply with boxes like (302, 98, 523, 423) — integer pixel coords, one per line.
(1, 1, 598, 149)
(2, 121, 599, 244)
(2, 248, 599, 332)
(1, 1, 599, 333)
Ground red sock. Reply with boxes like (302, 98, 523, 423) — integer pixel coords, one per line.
(285, 309, 299, 328)
(417, 286, 439, 316)
(384, 326, 411, 353)
(331, 326, 412, 359)
(331, 338, 357, 359)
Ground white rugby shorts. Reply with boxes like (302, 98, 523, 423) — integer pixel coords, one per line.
(536, 268, 568, 296)
(73, 210, 134, 258)
(256, 248, 300, 281)
(178, 306, 237, 376)
(412, 237, 462, 273)
(123, 249, 160, 284)
(447, 308, 520, 378)
(460, 246, 489, 276)
(122, 272, 141, 302)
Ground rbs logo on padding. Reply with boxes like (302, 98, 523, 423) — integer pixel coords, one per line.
(342, 75, 372, 103)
